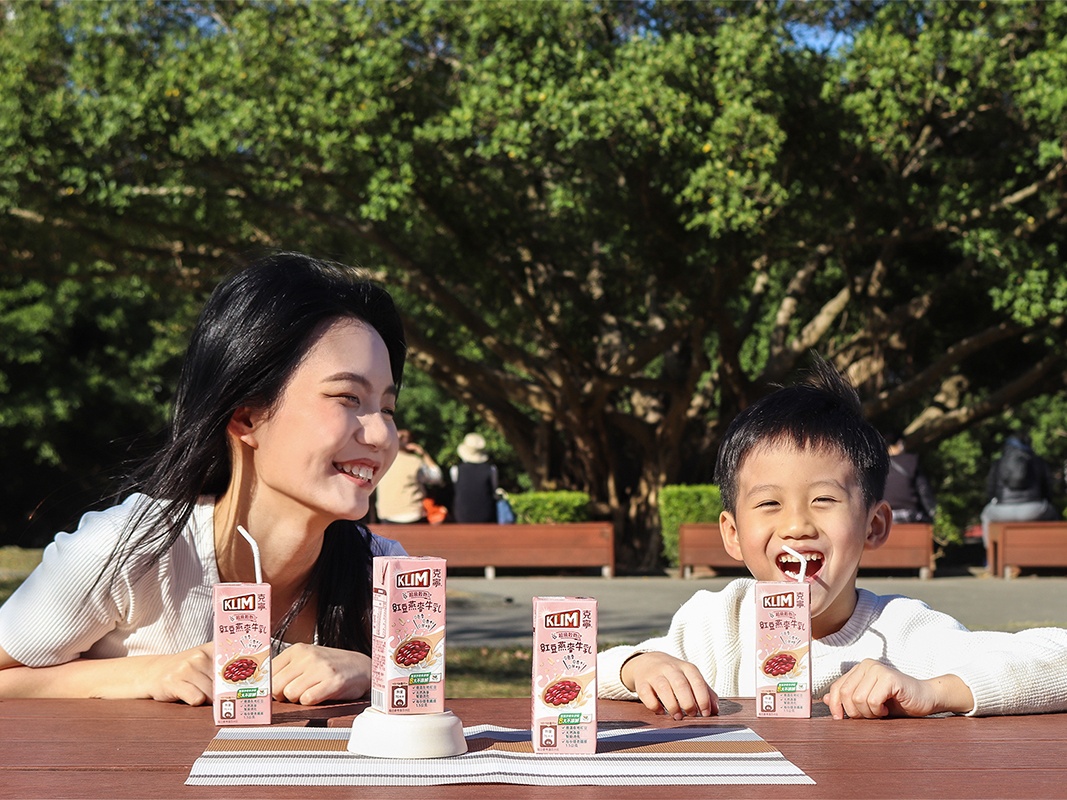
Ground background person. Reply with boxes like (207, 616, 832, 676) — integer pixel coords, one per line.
(979, 430, 1061, 550)
(883, 431, 938, 524)
(450, 432, 498, 523)
(0, 252, 407, 706)
(374, 430, 444, 523)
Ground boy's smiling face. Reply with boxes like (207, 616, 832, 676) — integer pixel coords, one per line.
(719, 440, 891, 638)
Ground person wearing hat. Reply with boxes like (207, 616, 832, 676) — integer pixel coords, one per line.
(450, 433, 499, 523)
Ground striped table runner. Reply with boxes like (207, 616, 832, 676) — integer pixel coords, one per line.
(186, 723, 814, 786)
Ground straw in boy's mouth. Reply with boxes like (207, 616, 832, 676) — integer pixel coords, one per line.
(777, 552, 823, 579)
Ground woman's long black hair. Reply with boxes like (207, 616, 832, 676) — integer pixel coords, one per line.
(115, 252, 407, 654)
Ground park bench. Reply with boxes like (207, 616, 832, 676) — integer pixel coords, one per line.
(677, 523, 744, 578)
(987, 520, 1067, 579)
(371, 521, 615, 579)
(678, 521, 936, 579)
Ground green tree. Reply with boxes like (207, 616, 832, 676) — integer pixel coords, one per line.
(2, 1, 1065, 566)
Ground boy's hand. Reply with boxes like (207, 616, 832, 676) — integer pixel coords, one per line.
(823, 658, 974, 719)
(271, 644, 371, 705)
(621, 651, 718, 720)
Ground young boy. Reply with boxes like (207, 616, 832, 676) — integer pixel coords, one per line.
(599, 358, 1067, 719)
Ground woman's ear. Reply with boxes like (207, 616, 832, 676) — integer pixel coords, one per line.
(719, 510, 744, 561)
(864, 500, 893, 550)
(226, 406, 262, 448)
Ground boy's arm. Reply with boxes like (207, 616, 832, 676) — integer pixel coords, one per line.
(598, 582, 751, 713)
(823, 659, 973, 719)
(864, 594, 1067, 717)
(620, 650, 718, 719)
(0, 643, 214, 705)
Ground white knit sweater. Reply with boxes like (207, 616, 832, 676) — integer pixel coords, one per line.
(0, 494, 405, 665)
(598, 578, 1067, 716)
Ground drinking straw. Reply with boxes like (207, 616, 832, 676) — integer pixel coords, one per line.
(781, 545, 807, 583)
(236, 525, 264, 584)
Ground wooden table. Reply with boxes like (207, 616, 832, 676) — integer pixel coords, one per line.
(3, 696, 1065, 799)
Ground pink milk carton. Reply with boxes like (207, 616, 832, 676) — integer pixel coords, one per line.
(532, 596, 597, 753)
(370, 556, 447, 715)
(755, 581, 811, 718)
(213, 582, 271, 725)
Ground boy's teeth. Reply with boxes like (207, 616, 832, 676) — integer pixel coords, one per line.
(778, 553, 823, 574)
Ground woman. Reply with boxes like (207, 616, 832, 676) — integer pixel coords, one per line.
(0, 252, 407, 705)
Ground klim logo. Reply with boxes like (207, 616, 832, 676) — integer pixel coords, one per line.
(396, 569, 431, 589)
(544, 610, 581, 629)
(762, 592, 796, 609)
(221, 594, 256, 612)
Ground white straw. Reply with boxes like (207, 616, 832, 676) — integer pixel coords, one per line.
(781, 545, 807, 583)
(237, 525, 263, 584)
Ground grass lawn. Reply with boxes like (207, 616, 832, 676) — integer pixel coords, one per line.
(0, 547, 43, 607)
(446, 646, 532, 698)
(0, 547, 531, 697)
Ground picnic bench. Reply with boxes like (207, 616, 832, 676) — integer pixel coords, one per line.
(678, 521, 936, 579)
(371, 521, 615, 579)
(987, 520, 1067, 579)
(677, 523, 744, 578)
(857, 522, 936, 579)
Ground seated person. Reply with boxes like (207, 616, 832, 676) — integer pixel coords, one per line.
(599, 357, 1067, 719)
(375, 429, 445, 523)
(883, 431, 937, 524)
(0, 253, 407, 705)
(979, 431, 1061, 550)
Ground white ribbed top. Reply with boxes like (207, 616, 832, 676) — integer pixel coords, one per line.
(0, 494, 404, 665)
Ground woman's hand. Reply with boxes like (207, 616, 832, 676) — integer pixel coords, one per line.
(271, 643, 371, 705)
(140, 642, 215, 705)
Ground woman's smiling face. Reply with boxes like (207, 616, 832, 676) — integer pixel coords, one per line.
(236, 317, 400, 528)
(719, 440, 891, 638)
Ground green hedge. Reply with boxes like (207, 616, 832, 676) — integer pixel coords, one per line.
(509, 491, 591, 524)
(659, 484, 723, 567)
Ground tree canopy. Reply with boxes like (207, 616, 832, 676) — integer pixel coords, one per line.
(2, 0, 1065, 564)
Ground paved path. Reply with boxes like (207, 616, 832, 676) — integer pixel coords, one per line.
(447, 574, 1067, 648)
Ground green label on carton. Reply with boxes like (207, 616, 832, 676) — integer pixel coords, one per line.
(776, 682, 798, 692)
(557, 713, 582, 725)
(409, 673, 432, 685)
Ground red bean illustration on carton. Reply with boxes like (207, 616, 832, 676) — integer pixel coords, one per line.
(532, 596, 598, 754)
(370, 556, 447, 715)
(762, 651, 799, 678)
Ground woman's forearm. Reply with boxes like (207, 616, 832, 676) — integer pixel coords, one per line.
(0, 643, 214, 704)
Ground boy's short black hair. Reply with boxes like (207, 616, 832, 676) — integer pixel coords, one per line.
(715, 355, 889, 513)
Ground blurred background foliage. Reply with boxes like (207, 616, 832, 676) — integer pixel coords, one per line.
(1, 0, 1065, 570)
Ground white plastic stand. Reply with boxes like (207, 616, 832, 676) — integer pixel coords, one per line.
(347, 708, 468, 758)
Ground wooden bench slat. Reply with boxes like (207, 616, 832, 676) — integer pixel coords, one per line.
(371, 522, 615, 578)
